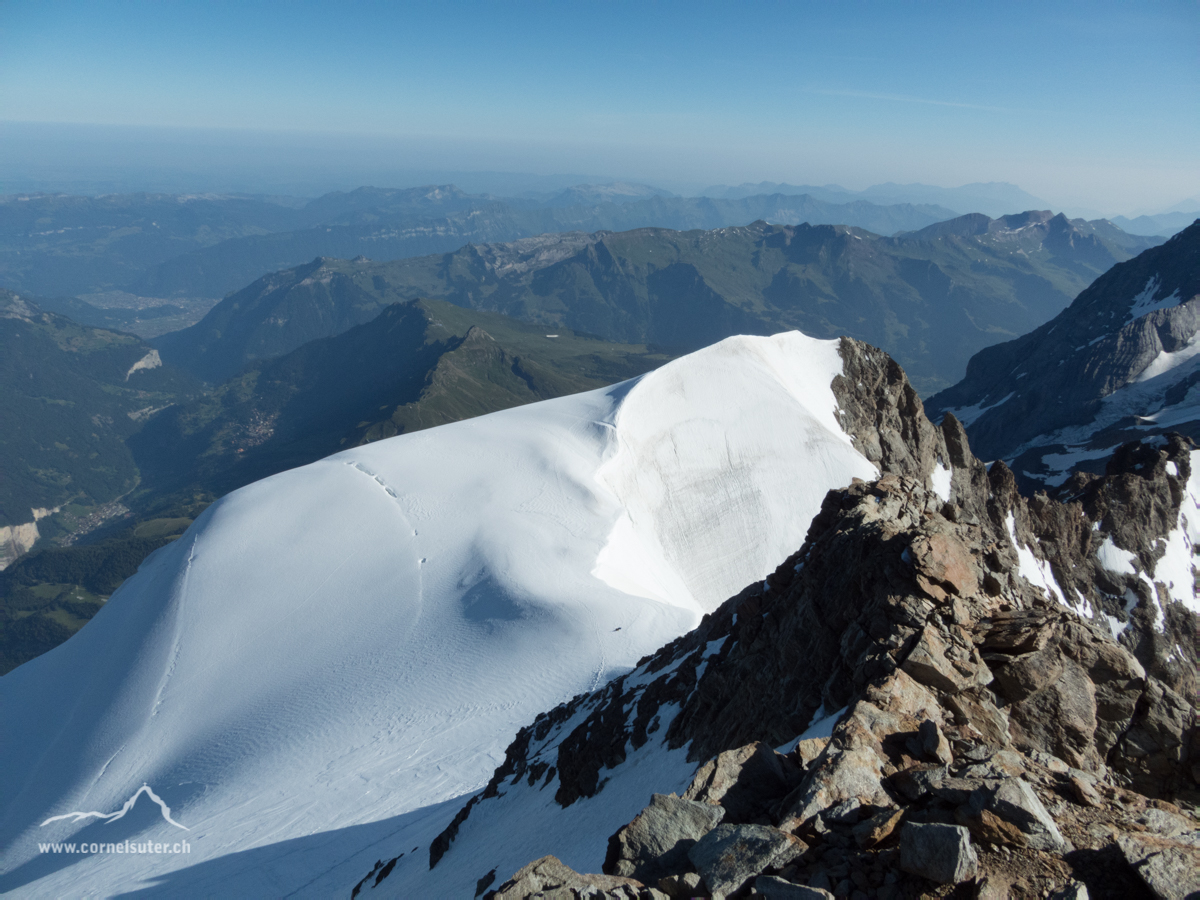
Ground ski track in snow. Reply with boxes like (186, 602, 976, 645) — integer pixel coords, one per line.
(0, 332, 879, 898)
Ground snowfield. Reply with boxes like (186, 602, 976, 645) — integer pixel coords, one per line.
(0, 332, 877, 898)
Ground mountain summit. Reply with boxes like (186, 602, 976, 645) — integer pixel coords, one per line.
(376, 349, 1199, 899)
(3, 330, 897, 896)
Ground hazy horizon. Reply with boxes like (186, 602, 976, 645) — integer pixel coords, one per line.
(2, 1, 1198, 216)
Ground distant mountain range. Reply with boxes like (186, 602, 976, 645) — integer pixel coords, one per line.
(927, 219, 1200, 489)
(511, 181, 677, 207)
(701, 181, 1048, 219)
(126, 191, 961, 301)
(155, 211, 1162, 394)
(1111, 211, 1200, 237)
(0, 185, 958, 304)
(3, 184, 1187, 318)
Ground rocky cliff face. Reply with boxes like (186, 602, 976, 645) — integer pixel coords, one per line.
(926, 221, 1200, 490)
(356, 338, 1198, 900)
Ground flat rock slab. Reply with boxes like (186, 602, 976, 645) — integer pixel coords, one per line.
(688, 823, 805, 898)
(899, 822, 979, 885)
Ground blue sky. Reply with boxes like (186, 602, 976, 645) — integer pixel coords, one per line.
(2, 0, 1198, 211)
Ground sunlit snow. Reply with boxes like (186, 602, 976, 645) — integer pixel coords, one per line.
(0, 332, 877, 898)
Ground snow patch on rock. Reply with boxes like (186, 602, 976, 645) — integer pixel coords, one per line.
(1005, 512, 1070, 611)
(930, 460, 952, 503)
(1097, 536, 1139, 575)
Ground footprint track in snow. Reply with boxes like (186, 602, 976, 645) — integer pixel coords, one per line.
(344, 459, 425, 631)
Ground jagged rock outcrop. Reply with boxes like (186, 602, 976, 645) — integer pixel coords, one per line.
(360, 337, 1198, 900)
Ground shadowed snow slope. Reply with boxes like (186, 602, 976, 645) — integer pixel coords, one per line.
(0, 332, 876, 898)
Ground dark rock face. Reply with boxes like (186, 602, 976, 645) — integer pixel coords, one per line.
(926, 220, 1200, 483)
(360, 338, 1197, 900)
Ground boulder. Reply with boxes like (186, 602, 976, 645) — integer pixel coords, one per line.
(1000, 650, 1103, 771)
(604, 793, 725, 883)
(888, 765, 940, 803)
(983, 778, 1067, 852)
(1068, 775, 1102, 808)
(945, 690, 1011, 746)
(918, 719, 953, 765)
(687, 824, 805, 898)
(1117, 833, 1200, 900)
(683, 742, 788, 823)
(902, 625, 977, 694)
(954, 778, 1066, 852)
(1136, 805, 1200, 842)
(1112, 679, 1197, 798)
(491, 855, 645, 900)
(908, 531, 979, 601)
(779, 710, 893, 827)
(898, 822, 979, 885)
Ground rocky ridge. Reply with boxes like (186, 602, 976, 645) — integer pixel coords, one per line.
(357, 337, 1199, 899)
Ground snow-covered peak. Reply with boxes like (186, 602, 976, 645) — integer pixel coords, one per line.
(0, 331, 877, 897)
